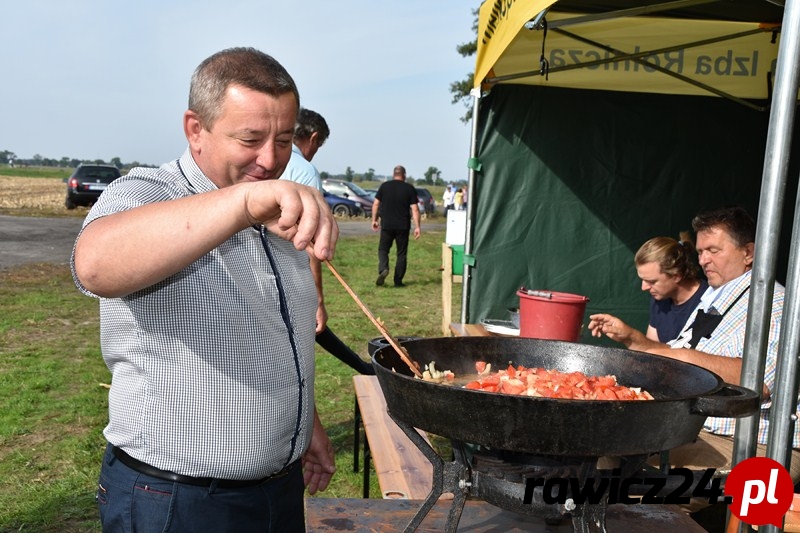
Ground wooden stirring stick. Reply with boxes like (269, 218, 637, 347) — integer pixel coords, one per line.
(321, 258, 423, 378)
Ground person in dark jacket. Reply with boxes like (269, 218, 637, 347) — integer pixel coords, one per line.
(371, 165, 421, 287)
(281, 108, 373, 375)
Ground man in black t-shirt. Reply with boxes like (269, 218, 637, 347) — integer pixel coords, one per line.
(371, 165, 421, 287)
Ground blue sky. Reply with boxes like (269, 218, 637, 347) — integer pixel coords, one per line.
(2, 1, 479, 182)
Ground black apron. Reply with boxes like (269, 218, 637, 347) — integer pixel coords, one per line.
(688, 286, 750, 349)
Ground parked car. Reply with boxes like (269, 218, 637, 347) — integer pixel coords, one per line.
(324, 190, 363, 217)
(415, 187, 436, 217)
(65, 164, 121, 209)
(321, 179, 373, 217)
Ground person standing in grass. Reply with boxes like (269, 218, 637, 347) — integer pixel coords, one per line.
(281, 107, 373, 375)
(442, 184, 455, 213)
(371, 165, 420, 287)
(453, 186, 464, 211)
(71, 47, 337, 533)
(282, 107, 330, 331)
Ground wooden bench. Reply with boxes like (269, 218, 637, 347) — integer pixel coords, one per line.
(352, 375, 436, 500)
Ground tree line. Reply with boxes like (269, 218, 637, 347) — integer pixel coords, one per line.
(0, 150, 153, 170)
(1, 149, 451, 186)
(322, 165, 449, 186)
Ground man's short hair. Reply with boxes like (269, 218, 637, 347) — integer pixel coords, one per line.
(189, 47, 299, 130)
(692, 206, 756, 247)
(294, 108, 330, 145)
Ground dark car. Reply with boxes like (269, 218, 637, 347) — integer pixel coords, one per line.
(65, 164, 122, 209)
(324, 190, 363, 217)
(415, 187, 436, 217)
(321, 179, 373, 217)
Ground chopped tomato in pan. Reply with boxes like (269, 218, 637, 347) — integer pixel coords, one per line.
(463, 361, 654, 401)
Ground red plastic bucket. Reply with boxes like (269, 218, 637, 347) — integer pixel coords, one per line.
(516, 289, 590, 342)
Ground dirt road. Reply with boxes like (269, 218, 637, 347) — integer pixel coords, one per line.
(0, 215, 85, 270)
(0, 215, 445, 271)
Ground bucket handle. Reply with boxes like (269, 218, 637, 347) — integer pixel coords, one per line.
(520, 287, 552, 299)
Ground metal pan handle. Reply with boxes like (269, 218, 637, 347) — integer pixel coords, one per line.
(691, 383, 760, 418)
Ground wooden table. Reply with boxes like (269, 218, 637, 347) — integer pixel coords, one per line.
(305, 497, 707, 532)
(788, 510, 800, 532)
(449, 322, 491, 337)
(735, 511, 800, 532)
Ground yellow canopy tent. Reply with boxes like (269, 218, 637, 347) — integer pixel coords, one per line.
(463, 2, 790, 328)
(475, 1, 783, 108)
(462, 0, 800, 509)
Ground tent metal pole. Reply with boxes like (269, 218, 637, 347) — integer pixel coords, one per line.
(746, 2, 800, 532)
(461, 88, 482, 324)
(737, 0, 800, 464)
(760, 174, 800, 533)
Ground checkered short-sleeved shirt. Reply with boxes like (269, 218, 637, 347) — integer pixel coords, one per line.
(669, 270, 798, 447)
(71, 150, 318, 479)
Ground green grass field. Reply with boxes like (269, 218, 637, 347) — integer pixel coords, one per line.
(0, 166, 71, 179)
(0, 222, 460, 532)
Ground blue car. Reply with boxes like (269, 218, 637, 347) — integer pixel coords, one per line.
(321, 179, 373, 217)
(324, 191, 363, 217)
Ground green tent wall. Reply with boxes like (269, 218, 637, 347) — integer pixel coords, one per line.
(468, 83, 797, 343)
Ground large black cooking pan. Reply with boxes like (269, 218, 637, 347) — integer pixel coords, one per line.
(373, 337, 759, 457)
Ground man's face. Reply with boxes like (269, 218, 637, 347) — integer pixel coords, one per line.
(636, 261, 679, 301)
(185, 84, 297, 188)
(696, 226, 754, 288)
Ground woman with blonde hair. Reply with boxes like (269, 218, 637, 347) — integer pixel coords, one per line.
(635, 231, 708, 342)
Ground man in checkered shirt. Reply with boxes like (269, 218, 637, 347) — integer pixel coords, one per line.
(589, 206, 800, 482)
(71, 48, 338, 532)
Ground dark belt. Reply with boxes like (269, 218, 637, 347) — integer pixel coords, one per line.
(112, 446, 296, 488)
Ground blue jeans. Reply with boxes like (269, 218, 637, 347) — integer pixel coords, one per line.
(97, 443, 305, 532)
